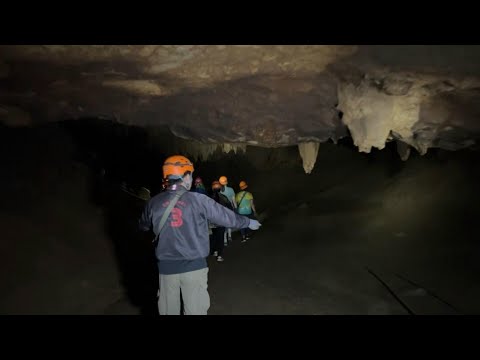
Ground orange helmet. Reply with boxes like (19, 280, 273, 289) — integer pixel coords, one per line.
(163, 155, 194, 179)
(212, 180, 222, 190)
(239, 180, 248, 190)
(219, 176, 228, 185)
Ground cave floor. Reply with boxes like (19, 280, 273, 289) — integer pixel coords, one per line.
(206, 203, 479, 315)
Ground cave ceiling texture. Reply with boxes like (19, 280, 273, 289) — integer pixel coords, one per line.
(1, 45, 480, 173)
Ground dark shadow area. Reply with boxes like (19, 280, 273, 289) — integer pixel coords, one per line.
(60, 118, 164, 315)
(0, 122, 124, 313)
(101, 185, 159, 315)
(368, 141, 407, 178)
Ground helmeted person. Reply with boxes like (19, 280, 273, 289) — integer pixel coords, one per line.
(235, 180, 258, 242)
(219, 176, 236, 244)
(192, 176, 207, 195)
(209, 181, 233, 262)
(139, 155, 261, 315)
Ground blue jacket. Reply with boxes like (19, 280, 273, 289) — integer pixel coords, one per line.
(139, 187, 250, 261)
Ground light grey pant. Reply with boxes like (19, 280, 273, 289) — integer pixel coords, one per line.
(158, 268, 210, 315)
(224, 228, 232, 242)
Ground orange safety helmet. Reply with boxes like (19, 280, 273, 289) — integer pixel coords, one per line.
(239, 180, 248, 190)
(163, 155, 194, 179)
(219, 176, 228, 185)
(211, 180, 222, 190)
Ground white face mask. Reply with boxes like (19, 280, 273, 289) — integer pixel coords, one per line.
(183, 173, 193, 191)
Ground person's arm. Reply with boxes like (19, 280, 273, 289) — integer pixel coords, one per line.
(251, 199, 257, 216)
(203, 196, 250, 229)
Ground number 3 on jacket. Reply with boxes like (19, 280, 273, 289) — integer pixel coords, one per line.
(171, 208, 183, 227)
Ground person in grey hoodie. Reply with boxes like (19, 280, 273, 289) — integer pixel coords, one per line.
(139, 155, 261, 315)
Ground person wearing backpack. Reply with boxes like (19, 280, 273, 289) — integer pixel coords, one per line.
(139, 155, 261, 315)
(235, 180, 258, 242)
(219, 176, 236, 245)
(209, 180, 233, 262)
